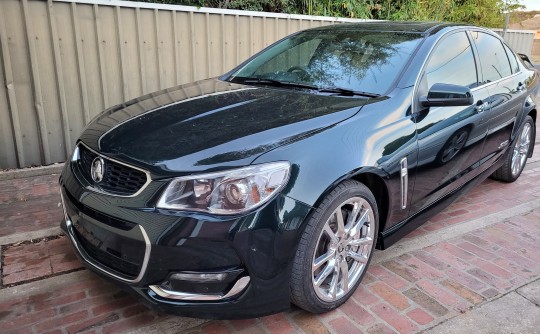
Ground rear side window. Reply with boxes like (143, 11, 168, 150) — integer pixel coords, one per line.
(502, 43, 519, 73)
(424, 31, 478, 89)
(470, 31, 513, 83)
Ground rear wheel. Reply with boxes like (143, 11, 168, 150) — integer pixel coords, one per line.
(290, 180, 378, 313)
(491, 115, 534, 182)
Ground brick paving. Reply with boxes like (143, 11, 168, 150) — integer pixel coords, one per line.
(0, 128, 539, 333)
(2, 236, 81, 286)
(0, 174, 63, 238)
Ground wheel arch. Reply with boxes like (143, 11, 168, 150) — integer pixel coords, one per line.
(350, 172, 390, 243)
(528, 108, 536, 158)
(309, 169, 391, 238)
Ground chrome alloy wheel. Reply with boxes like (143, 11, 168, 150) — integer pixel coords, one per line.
(511, 122, 532, 177)
(311, 197, 375, 302)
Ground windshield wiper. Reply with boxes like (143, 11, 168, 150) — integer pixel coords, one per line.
(318, 87, 380, 98)
(239, 77, 318, 90)
(236, 78, 380, 98)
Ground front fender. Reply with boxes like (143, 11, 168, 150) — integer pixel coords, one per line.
(252, 89, 418, 233)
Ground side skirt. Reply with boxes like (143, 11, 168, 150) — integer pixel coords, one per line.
(377, 154, 505, 250)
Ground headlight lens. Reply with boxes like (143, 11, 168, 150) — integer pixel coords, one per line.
(156, 162, 291, 215)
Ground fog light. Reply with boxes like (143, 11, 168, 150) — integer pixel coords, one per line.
(171, 272, 228, 282)
(161, 268, 245, 295)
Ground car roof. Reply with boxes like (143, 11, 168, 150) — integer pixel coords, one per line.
(309, 21, 464, 36)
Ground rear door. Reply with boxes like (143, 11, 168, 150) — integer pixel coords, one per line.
(469, 31, 528, 159)
(410, 30, 491, 214)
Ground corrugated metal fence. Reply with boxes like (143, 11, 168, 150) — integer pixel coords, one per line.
(0, 0, 364, 169)
(492, 28, 536, 55)
(0, 0, 536, 169)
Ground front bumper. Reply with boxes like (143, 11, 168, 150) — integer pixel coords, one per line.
(59, 161, 312, 319)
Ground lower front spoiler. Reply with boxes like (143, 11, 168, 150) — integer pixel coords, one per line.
(60, 219, 292, 319)
(62, 217, 151, 284)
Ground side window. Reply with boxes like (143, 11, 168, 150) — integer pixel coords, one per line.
(470, 31, 513, 83)
(502, 43, 519, 73)
(424, 32, 478, 90)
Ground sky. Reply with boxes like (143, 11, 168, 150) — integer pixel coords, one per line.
(521, 0, 540, 11)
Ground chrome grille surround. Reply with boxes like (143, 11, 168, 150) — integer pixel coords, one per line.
(72, 143, 151, 197)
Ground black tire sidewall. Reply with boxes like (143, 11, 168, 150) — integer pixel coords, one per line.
(291, 180, 379, 313)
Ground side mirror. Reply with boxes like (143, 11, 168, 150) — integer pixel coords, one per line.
(518, 53, 534, 67)
(420, 83, 474, 107)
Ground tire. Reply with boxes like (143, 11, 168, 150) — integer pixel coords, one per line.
(491, 115, 535, 183)
(290, 180, 378, 313)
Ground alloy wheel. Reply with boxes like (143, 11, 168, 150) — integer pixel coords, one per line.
(511, 122, 532, 177)
(311, 197, 375, 302)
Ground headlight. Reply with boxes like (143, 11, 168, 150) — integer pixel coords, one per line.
(156, 162, 291, 215)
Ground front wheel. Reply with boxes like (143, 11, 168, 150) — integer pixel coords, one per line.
(290, 180, 378, 313)
(491, 115, 535, 182)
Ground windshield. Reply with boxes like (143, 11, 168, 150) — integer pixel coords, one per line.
(227, 29, 423, 95)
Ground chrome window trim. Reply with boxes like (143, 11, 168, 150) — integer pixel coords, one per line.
(75, 142, 152, 198)
(61, 201, 152, 284)
(148, 276, 251, 301)
(410, 27, 522, 116)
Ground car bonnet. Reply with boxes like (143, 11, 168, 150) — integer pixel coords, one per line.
(79, 79, 370, 176)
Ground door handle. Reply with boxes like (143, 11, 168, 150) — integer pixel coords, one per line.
(517, 82, 526, 92)
(475, 100, 489, 113)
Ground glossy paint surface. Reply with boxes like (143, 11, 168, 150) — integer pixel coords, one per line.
(60, 21, 539, 318)
(81, 79, 367, 176)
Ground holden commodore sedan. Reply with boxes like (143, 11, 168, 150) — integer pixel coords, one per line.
(60, 21, 538, 318)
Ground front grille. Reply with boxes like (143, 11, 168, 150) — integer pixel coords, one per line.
(76, 144, 148, 196)
(74, 228, 141, 278)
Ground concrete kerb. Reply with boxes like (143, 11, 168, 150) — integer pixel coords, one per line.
(0, 270, 93, 303)
(0, 163, 64, 181)
(517, 279, 540, 307)
(425, 278, 540, 334)
(0, 227, 63, 246)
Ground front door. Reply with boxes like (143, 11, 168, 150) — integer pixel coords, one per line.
(410, 31, 489, 214)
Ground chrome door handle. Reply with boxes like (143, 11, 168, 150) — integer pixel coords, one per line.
(475, 100, 489, 113)
(517, 82, 526, 92)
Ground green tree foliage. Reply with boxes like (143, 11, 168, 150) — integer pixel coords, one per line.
(130, 0, 523, 28)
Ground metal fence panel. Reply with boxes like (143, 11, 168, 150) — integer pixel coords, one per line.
(492, 28, 536, 55)
(0, 0, 536, 169)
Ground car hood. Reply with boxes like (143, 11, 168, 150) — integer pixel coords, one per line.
(80, 79, 370, 176)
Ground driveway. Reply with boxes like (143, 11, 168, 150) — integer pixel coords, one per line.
(1, 125, 540, 333)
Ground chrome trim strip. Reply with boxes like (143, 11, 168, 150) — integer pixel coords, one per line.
(410, 27, 519, 115)
(400, 157, 408, 210)
(61, 192, 152, 284)
(71, 146, 80, 162)
(148, 276, 251, 301)
(76, 142, 152, 198)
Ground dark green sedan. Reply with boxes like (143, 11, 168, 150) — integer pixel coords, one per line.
(59, 21, 538, 318)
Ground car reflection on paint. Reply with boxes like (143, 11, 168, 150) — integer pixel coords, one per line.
(59, 22, 538, 319)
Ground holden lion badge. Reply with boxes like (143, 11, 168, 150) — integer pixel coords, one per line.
(90, 157, 105, 183)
